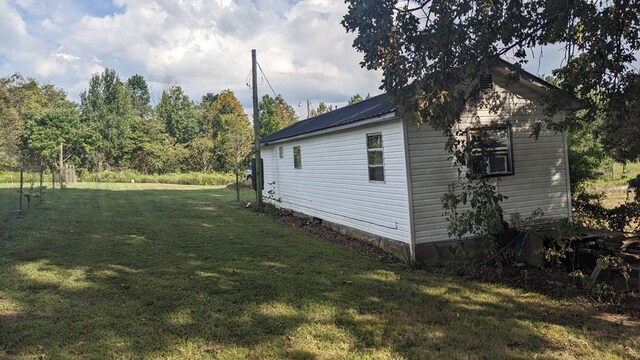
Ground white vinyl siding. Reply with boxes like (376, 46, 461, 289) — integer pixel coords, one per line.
(261, 120, 411, 243)
(407, 80, 571, 244)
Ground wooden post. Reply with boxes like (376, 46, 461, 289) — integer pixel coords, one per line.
(236, 173, 240, 202)
(39, 161, 43, 201)
(19, 163, 23, 213)
(59, 143, 64, 189)
(585, 261, 604, 293)
(252, 49, 263, 208)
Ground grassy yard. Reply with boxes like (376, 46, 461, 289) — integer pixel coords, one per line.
(0, 183, 638, 359)
(589, 162, 640, 208)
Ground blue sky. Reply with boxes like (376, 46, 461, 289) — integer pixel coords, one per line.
(0, 0, 576, 114)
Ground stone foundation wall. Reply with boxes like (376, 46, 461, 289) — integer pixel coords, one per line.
(414, 238, 485, 267)
(320, 219, 412, 262)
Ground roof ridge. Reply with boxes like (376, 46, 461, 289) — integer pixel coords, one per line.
(260, 93, 396, 144)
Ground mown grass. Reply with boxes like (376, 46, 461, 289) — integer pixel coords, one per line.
(0, 184, 20, 222)
(0, 183, 638, 359)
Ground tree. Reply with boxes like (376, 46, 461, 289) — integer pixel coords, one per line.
(1, 74, 74, 168)
(186, 135, 216, 173)
(125, 115, 185, 174)
(200, 90, 248, 170)
(217, 113, 253, 201)
(347, 94, 363, 105)
(126, 74, 152, 120)
(200, 93, 218, 108)
(80, 69, 136, 170)
(20, 104, 87, 169)
(309, 102, 334, 117)
(156, 85, 198, 144)
(343, 0, 640, 238)
(597, 74, 640, 163)
(197, 92, 219, 135)
(201, 89, 245, 138)
(258, 94, 298, 137)
(1, 74, 66, 114)
(0, 89, 21, 168)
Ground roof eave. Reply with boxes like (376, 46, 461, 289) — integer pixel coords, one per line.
(261, 111, 399, 146)
(494, 60, 582, 111)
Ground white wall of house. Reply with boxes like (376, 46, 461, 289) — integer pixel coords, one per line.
(261, 119, 412, 244)
(407, 79, 572, 244)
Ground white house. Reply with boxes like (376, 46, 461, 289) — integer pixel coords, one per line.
(258, 65, 572, 265)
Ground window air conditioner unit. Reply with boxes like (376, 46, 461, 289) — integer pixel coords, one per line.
(488, 154, 509, 174)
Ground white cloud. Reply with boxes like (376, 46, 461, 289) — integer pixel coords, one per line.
(2, 0, 638, 118)
(52, 50, 80, 62)
(0, 0, 382, 112)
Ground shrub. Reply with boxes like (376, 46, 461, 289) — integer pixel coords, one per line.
(80, 171, 235, 186)
(0, 171, 20, 183)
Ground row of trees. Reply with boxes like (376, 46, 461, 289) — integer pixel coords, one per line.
(0, 70, 302, 175)
(0, 69, 367, 176)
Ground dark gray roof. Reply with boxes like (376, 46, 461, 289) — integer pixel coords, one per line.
(260, 93, 396, 144)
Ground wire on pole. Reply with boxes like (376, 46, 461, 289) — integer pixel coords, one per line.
(257, 62, 278, 98)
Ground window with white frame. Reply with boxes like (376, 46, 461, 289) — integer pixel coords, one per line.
(467, 124, 514, 176)
(366, 133, 384, 181)
(279, 146, 284, 158)
(293, 146, 301, 169)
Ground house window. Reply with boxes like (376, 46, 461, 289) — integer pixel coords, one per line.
(279, 146, 284, 158)
(367, 133, 384, 181)
(468, 124, 514, 177)
(293, 146, 301, 169)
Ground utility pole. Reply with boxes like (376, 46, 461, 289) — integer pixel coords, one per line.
(252, 49, 263, 208)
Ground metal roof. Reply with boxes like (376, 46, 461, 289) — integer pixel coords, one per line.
(260, 93, 396, 144)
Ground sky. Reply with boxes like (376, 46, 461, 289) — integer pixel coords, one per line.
(0, 0, 570, 116)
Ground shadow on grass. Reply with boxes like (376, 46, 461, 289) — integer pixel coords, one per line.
(0, 187, 638, 359)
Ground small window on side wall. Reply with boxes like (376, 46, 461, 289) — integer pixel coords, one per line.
(367, 133, 384, 181)
(468, 124, 514, 177)
(293, 146, 301, 169)
(279, 146, 284, 158)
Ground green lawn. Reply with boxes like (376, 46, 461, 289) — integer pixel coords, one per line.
(0, 183, 638, 359)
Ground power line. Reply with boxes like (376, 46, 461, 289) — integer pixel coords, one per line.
(245, 69, 252, 89)
(246, 68, 264, 89)
(257, 61, 278, 98)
